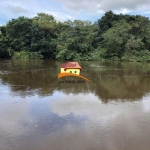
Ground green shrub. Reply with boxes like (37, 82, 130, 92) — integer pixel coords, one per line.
(12, 51, 43, 59)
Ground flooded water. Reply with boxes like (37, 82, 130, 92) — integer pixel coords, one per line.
(0, 59, 150, 150)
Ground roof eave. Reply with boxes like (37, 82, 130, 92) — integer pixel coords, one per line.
(64, 68, 82, 71)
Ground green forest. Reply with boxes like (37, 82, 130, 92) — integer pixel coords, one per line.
(0, 11, 150, 61)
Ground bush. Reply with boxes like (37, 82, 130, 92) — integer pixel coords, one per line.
(12, 51, 43, 59)
(121, 50, 150, 62)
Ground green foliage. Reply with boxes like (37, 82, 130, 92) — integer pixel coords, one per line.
(12, 51, 29, 59)
(56, 20, 98, 60)
(0, 26, 11, 58)
(0, 13, 57, 59)
(99, 14, 150, 61)
(96, 10, 122, 40)
(0, 11, 150, 61)
(122, 50, 150, 62)
(12, 51, 43, 59)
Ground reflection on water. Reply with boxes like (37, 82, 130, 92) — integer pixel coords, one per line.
(0, 59, 150, 150)
(0, 60, 150, 100)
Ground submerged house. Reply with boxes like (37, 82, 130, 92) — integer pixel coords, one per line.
(60, 62, 82, 75)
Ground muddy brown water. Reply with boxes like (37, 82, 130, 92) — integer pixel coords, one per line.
(0, 59, 150, 150)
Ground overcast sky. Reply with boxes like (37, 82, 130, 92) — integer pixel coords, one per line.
(0, 0, 150, 25)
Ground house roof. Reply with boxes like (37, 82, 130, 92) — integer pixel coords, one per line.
(60, 62, 82, 70)
(60, 63, 67, 68)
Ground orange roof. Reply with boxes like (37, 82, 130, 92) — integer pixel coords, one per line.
(60, 62, 82, 70)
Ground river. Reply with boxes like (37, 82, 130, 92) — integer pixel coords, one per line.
(0, 59, 150, 150)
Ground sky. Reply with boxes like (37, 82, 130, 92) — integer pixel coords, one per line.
(0, 0, 150, 26)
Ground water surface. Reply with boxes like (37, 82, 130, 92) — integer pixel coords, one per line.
(0, 59, 150, 150)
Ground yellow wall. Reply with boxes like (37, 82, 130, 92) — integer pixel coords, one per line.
(61, 68, 66, 73)
(61, 68, 80, 75)
(66, 68, 80, 75)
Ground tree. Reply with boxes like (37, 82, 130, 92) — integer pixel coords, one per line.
(101, 20, 132, 59)
(0, 26, 11, 58)
(4, 14, 57, 59)
(6, 17, 33, 52)
(97, 11, 120, 36)
(56, 20, 98, 60)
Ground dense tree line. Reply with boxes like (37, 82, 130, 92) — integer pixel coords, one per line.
(0, 11, 150, 61)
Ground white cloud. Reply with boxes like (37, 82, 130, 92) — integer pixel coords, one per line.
(53, 0, 150, 15)
(0, 0, 150, 25)
(65, 15, 73, 19)
(114, 8, 131, 14)
(44, 11, 74, 22)
(6, 5, 29, 14)
(0, 0, 73, 22)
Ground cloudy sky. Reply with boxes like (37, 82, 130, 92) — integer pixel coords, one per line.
(0, 0, 150, 25)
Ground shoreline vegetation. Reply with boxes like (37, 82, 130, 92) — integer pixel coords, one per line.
(0, 11, 150, 62)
